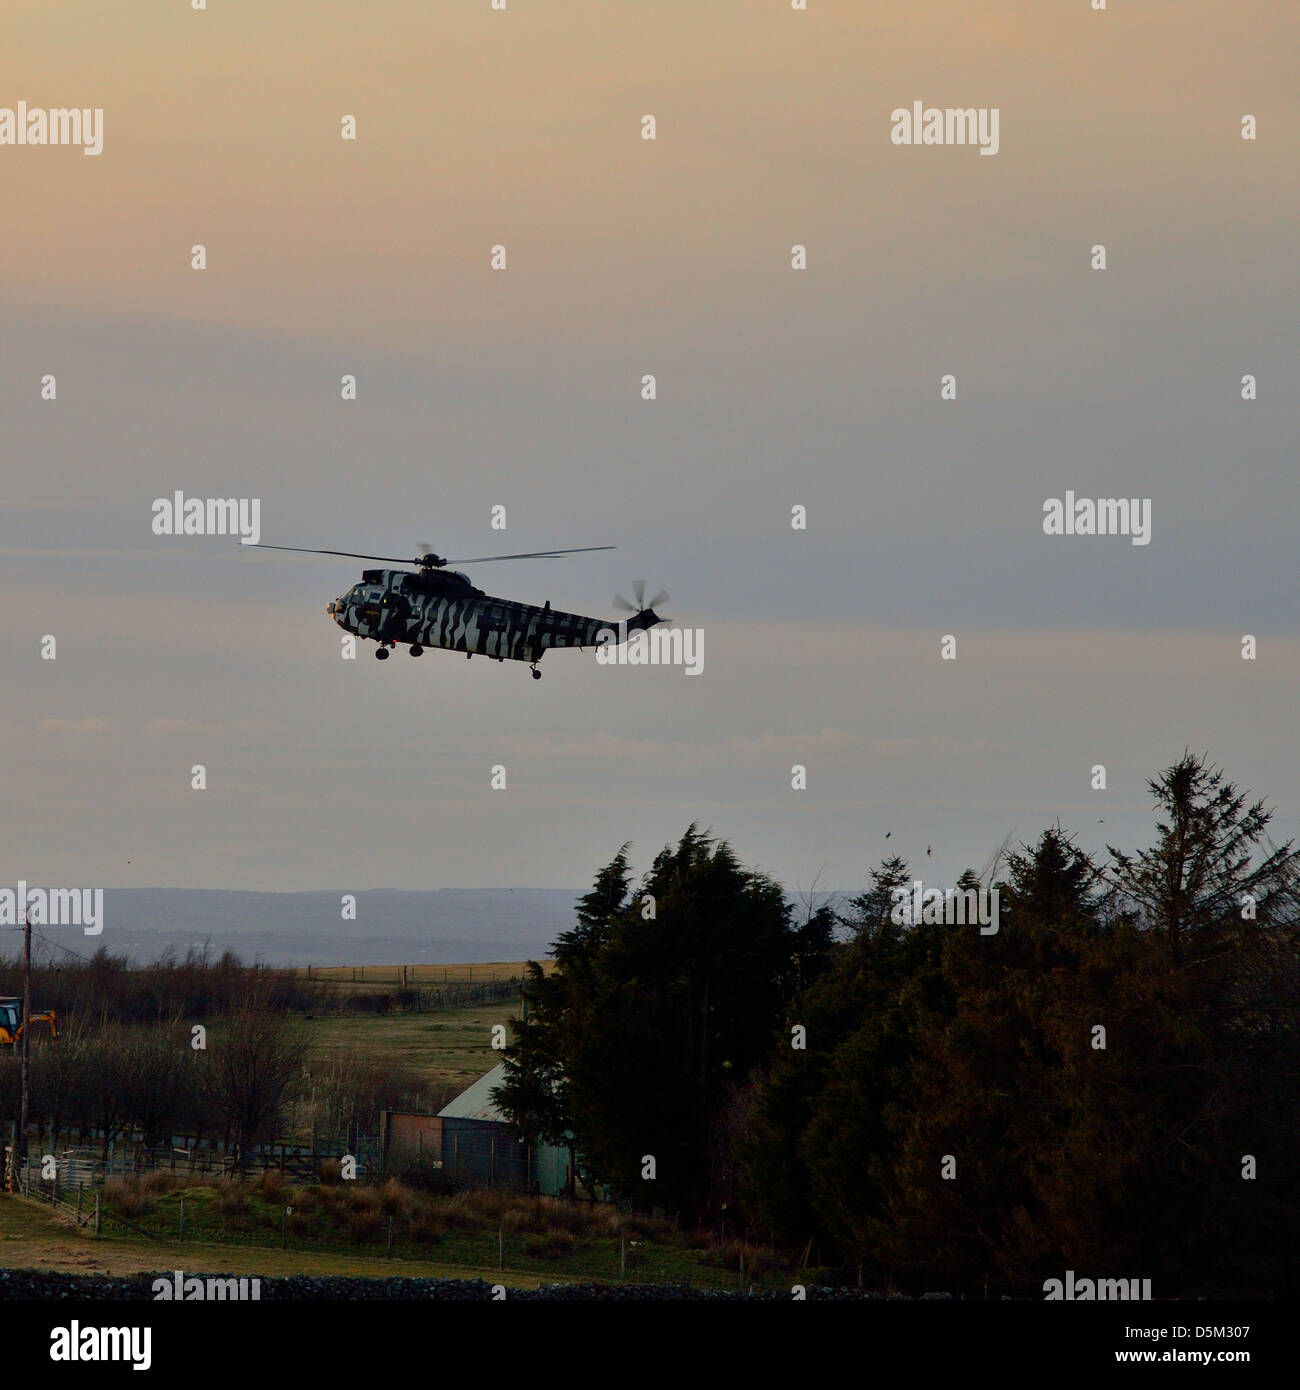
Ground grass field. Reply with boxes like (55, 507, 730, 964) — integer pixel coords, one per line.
(2, 1175, 787, 1292)
(0, 1190, 569, 1289)
(298, 1000, 519, 1097)
(295, 960, 555, 994)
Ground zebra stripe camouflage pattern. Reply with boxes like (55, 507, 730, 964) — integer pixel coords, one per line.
(326, 568, 660, 666)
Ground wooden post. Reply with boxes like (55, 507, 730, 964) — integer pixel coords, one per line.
(498, 1224, 504, 1271)
(17, 911, 31, 1187)
(179, 1198, 185, 1244)
(281, 1205, 289, 1249)
(386, 1217, 394, 1259)
(620, 1236, 626, 1280)
(94, 1192, 102, 1235)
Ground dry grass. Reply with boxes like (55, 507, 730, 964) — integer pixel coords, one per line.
(348, 1212, 386, 1244)
(0, 1192, 569, 1287)
(102, 1179, 147, 1219)
(408, 1213, 445, 1246)
(253, 1170, 289, 1204)
(522, 1229, 577, 1259)
(92, 1172, 708, 1279)
(139, 1171, 180, 1196)
(701, 1238, 778, 1279)
(213, 1178, 248, 1216)
(376, 1178, 411, 1218)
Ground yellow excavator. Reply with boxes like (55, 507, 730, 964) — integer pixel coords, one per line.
(0, 997, 58, 1047)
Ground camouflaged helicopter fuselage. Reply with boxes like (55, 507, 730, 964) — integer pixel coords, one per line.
(327, 568, 656, 664)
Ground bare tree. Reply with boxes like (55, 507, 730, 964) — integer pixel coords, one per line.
(120, 1021, 194, 1152)
(79, 1028, 133, 1164)
(205, 989, 307, 1173)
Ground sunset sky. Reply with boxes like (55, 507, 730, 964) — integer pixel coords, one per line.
(2, 1, 1296, 895)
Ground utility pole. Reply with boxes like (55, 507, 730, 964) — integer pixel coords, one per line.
(17, 910, 31, 1185)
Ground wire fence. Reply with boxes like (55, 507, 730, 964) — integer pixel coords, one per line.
(301, 978, 523, 1015)
(4, 1136, 381, 1192)
(302, 964, 542, 985)
(4, 1172, 766, 1290)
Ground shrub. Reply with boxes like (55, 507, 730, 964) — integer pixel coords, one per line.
(701, 1239, 774, 1278)
(345, 1185, 382, 1215)
(214, 1178, 248, 1215)
(103, 1178, 148, 1220)
(347, 1212, 385, 1245)
(377, 1178, 411, 1219)
(523, 1230, 577, 1259)
(408, 1214, 445, 1246)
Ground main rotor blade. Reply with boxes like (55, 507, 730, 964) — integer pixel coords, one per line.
(447, 546, 617, 564)
(247, 544, 419, 564)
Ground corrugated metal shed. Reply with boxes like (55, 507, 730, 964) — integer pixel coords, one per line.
(432, 1064, 580, 1198)
(438, 1062, 509, 1122)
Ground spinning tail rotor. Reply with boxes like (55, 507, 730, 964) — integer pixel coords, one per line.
(613, 580, 670, 628)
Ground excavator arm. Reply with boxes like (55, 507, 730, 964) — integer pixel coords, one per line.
(20, 1011, 58, 1042)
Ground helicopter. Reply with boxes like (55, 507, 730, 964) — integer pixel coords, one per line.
(249, 541, 669, 679)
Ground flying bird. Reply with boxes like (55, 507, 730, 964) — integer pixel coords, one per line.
(926, 845, 932, 857)
(885, 832, 892, 839)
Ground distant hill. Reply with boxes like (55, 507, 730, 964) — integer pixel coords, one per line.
(44, 889, 583, 968)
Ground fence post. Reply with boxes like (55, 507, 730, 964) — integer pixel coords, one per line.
(281, 1205, 289, 1249)
(94, 1192, 102, 1235)
(179, 1198, 185, 1245)
(498, 1224, 504, 1271)
(620, 1236, 626, 1281)
(387, 1217, 394, 1259)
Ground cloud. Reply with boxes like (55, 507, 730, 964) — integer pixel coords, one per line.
(727, 729, 868, 758)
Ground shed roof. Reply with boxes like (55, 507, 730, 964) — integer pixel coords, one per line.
(438, 1063, 509, 1122)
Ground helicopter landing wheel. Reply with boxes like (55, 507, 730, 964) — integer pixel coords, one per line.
(375, 646, 390, 661)
(530, 665, 541, 681)
(409, 644, 423, 657)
